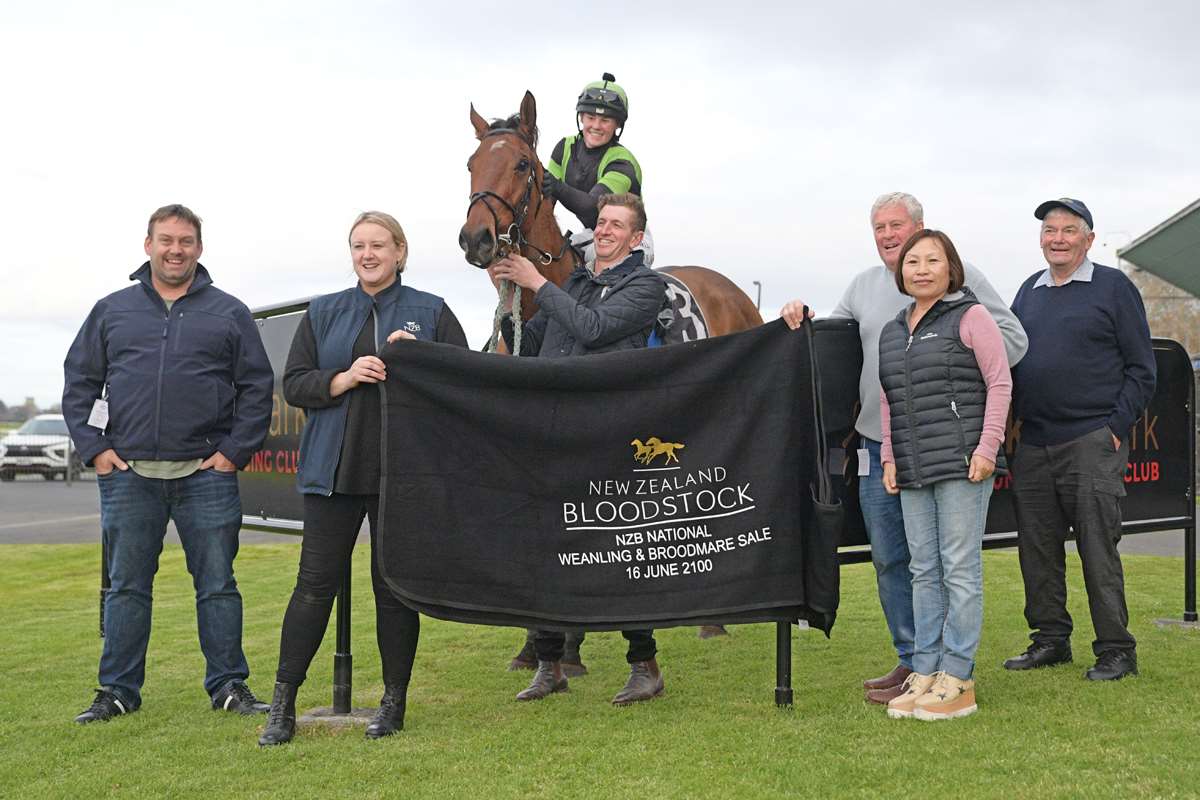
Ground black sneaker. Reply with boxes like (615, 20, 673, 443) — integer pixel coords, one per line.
(75, 689, 132, 724)
(211, 680, 270, 714)
(1086, 649, 1138, 681)
(1003, 641, 1072, 671)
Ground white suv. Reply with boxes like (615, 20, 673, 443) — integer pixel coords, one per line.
(0, 414, 83, 481)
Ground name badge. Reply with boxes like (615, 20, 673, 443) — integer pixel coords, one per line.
(88, 399, 109, 430)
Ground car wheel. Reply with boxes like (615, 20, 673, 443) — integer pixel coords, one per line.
(0, 470, 13, 482)
(43, 472, 57, 481)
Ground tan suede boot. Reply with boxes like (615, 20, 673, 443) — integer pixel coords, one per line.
(885, 671, 936, 719)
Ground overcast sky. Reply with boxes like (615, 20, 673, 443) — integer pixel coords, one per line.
(2, 1, 1198, 408)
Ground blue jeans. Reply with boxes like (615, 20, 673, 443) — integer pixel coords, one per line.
(97, 467, 249, 708)
(859, 438, 914, 669)
(899, 477, 992, 680)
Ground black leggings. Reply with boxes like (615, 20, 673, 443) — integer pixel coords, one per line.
(274, 493, 420, 688)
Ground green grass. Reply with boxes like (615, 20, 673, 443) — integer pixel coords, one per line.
(1, 544, 1196, 799)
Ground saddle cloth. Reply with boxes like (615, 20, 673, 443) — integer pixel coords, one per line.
(655, 272, 709, 344)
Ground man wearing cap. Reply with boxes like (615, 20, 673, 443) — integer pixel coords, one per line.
(1004, 198, 1155, 681)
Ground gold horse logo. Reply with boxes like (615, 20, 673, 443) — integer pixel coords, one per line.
(630, 437, 686, 465)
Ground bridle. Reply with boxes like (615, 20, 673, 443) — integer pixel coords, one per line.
(467, 129, 571, 266)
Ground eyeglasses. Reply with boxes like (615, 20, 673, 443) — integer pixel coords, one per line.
(581, 87, 622, 105)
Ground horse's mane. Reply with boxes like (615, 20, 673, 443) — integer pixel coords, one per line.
(487, 114, 538, 148)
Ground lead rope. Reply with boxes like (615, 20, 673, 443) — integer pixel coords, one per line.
(486, 279, 524, 355)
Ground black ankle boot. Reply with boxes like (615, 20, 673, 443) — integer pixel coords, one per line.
(257, 682, 297, 746)
(365, 686, 406, 739)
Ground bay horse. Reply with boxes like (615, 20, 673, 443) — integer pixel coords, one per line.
(460, 91, 762, 340)
(460, 91, 755, 660)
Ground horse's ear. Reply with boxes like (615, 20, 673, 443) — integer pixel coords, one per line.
(518, 91, 537, 142)
(470, 103, 489, 140)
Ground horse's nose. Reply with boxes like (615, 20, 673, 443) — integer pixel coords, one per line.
(459, 224, 495, 268)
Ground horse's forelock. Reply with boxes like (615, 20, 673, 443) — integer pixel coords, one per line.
(486, 113, 537, 148)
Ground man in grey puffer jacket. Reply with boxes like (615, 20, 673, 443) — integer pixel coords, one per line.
(491, 192, 666, 707)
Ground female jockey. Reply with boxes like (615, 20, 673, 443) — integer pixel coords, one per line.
(543, 73, 653, 264)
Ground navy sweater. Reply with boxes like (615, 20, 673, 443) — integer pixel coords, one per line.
(1010, 262, 1155, 446)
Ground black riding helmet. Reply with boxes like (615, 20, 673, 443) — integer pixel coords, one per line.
(575, 72, 629, 138)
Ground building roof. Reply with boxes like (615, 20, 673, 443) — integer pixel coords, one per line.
(1118, 197, 1200, 297)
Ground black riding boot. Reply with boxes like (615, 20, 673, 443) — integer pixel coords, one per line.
(257, 682, 298, 747)
(365, 686, 407, 739)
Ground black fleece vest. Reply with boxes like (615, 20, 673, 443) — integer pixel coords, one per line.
(878, 289, 1003, 488)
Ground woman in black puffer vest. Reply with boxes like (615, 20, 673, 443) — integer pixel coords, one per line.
(877, 230, 1012, 722)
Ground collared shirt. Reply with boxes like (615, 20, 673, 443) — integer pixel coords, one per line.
(1033, 258, 1094, 288)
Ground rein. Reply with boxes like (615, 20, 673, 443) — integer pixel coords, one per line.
(471, 128, 573, 355)
(467, 129, 571, 266)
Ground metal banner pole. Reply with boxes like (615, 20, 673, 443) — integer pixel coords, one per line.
(332, 562, 352, 714)
(774, 621, 793, 707)
(1185, 521, 1197, 622)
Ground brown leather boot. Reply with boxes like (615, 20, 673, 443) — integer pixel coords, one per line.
(516, 661, 568, 701)
(507, 630, 537, 671)
(562, 631, 588, 677)
(866, 682, 909, 705)
(698, 625, 729, 639)
(612, 658, 664, 705)
(863, 664, 912, 691)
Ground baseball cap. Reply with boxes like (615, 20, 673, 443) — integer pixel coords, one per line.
(1034, 197, 1093, 229)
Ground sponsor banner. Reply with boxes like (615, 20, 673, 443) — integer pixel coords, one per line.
(238, 311, 307, 525)
(240, 307, 1193, 562)
(812, 322, 1196, 546)
(374, 321, 836, 632)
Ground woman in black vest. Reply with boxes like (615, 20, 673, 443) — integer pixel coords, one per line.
(259, 211, 469, 746)
(877, 230, 1011, 722)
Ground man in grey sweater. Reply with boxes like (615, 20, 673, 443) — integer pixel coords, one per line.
(781, 192, 1027, 704)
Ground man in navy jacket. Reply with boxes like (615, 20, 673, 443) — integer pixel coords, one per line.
(63, 204, 274, 723)
(1005, 198, 1155, 682)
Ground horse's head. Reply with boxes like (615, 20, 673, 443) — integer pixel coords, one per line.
(460, 91, 545, 268)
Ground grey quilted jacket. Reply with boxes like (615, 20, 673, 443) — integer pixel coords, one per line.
(504, 252, 665, 359)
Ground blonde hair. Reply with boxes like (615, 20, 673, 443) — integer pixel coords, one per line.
(349, 211, 409, 273)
